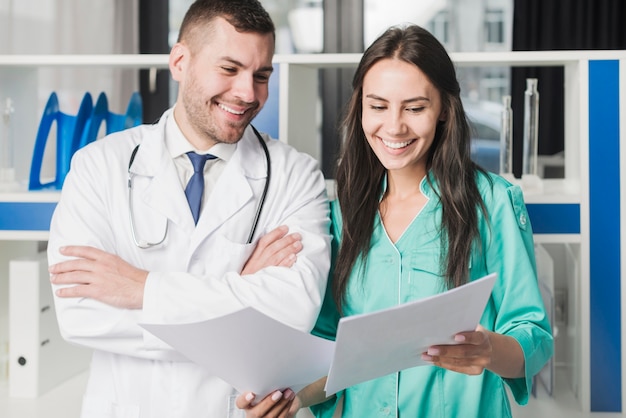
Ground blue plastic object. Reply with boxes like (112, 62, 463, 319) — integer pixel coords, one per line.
(29, 92, 143, 191)
(78, 92, 143, 150)
(29, 92, 93, 190)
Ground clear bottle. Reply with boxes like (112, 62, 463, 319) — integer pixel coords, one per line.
(499, 95, 513, 176)
(522, 78, 539, 176)
(0, 97, 18, 190)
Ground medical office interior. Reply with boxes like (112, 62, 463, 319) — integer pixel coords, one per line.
(0, 0, 625, 417)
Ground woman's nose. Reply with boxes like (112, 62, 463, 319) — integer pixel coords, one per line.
(385, 112, 408, 136)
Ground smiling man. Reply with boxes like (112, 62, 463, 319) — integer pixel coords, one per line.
(46, 1, 331, 417)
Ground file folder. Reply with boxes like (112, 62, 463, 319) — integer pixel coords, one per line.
(9, 252, 91, 398)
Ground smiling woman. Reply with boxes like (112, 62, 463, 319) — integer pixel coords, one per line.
(235, 22, 552, 418)
(361, 59, 441, 181)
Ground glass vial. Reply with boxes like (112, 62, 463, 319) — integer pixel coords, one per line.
(522, 78, 539, 176)
(499, 95, 513, 175)
(1, 98, 16, 183)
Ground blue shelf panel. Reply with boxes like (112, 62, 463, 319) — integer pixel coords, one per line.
(526, 203, 580, 235)
(0, 201, 581, 235)
(588, 59, 621, 413)
(0, 202, 58, 231)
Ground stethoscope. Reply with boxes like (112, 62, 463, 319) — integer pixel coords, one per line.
(128, 125, 271, 249)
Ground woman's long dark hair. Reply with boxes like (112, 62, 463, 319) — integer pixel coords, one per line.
(333, 24, 487, 312)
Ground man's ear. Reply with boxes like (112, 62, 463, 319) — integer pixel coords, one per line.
(169, 43, 187, 82)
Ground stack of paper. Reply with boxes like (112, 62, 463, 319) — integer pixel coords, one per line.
(141, 308, 335, 398)
(324, 272, 496, 394)
(141, 273, 496, 398)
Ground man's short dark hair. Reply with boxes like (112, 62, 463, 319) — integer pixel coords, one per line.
(177, 0, 275, 46)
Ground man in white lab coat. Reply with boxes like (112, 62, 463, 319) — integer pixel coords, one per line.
(47, 1, 331, 417)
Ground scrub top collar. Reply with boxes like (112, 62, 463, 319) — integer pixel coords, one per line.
(379, 171, 438, 202)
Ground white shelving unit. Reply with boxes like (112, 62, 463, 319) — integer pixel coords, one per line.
(1, 51, 625, 416)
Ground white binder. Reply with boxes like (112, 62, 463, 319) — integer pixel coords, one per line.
(8, 252, 91, 398)
(533, 243, 555, 397)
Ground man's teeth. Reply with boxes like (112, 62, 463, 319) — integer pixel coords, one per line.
(218, 104, 245, 115)
(382, 139, 414, 149)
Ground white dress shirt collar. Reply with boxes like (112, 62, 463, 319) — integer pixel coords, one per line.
(165, 107, 237, 162)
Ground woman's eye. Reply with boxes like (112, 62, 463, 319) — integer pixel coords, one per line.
(370, 105, 386, 111)
(407, 107, 424, 113)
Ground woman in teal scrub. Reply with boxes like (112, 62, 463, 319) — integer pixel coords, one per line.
(237, 24, 553, 418)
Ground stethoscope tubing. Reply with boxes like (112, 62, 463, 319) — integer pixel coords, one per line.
(127, 124, 270, 248)
(247, 125, 271, 244)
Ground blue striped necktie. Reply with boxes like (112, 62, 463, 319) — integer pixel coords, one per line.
(185, 151, 217, 225)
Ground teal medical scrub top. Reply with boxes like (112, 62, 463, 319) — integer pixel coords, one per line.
(312, 172, 553, 418)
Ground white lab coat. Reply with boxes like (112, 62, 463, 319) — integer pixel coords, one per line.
(48, 108, 331, 418)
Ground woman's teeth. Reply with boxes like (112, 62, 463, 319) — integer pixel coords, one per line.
(382, 139, 414, 149)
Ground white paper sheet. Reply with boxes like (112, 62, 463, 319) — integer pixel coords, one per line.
(324, 273, 497, 395)
(141, 308, 335, 399)
(140, 273, 496, 400)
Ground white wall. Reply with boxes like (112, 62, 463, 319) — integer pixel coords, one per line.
(0, 0, 138, 182)
(0, 0, 138, 114)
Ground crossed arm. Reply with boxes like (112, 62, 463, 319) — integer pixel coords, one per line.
(49, 225, 303, 309)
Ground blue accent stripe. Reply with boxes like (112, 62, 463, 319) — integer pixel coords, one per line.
(0, 202, 57, 231)
(252, 64, 279, 139)
(589, 60, 621, 412)
(526, 203, 580, 234)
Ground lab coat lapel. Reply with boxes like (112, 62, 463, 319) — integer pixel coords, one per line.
(191, 128, 267, 248)
(129, 117, 195, 232)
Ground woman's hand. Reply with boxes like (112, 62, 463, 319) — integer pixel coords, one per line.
(241, 225, 303, 275)
(421, 325, 525, 378)
(236, 389, 301, 418)
(235, 377, 329, 418)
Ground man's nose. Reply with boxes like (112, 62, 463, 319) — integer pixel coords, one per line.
(232, 73, 256, 103)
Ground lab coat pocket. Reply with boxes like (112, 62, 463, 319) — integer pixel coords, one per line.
(227, 395, 247, 418)
(81, 394, 140, 418)
(205, 234, 256, 274)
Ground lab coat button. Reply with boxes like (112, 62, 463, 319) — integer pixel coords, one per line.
(519, 213, 527, 225)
